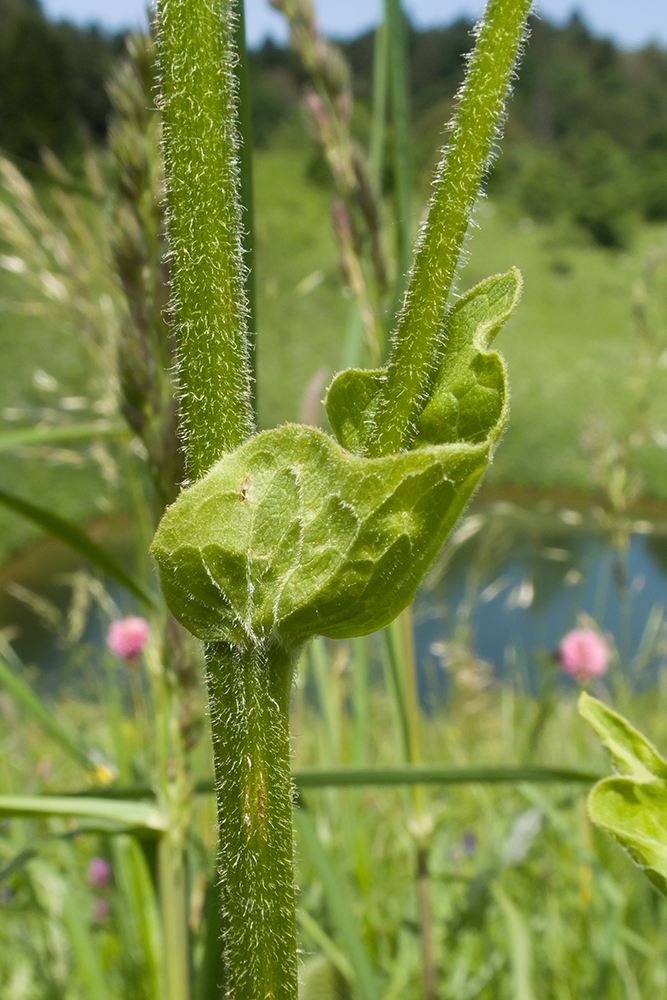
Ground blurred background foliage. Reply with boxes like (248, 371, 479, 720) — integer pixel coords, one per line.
(2, 1, 667, 997)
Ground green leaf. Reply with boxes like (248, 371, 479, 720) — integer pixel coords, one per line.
(0, 655, 93, 770)
(0, 486, 153, 607)
(325, 367, 385, 457)
(153, 272, 520, 646)
(299, 910, 355, 987)
(151, 423, 489, 644)
(326, 269, 519, 456)
(0, 795, 167, 832)
(587, 779, 667, 896)
(413, 268, 519, 447)
(578, 692, 667, 782)
(579, 694, 667, 896)
(299, 955, 353, 1000)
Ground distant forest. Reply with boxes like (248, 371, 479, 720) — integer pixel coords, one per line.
(1, 0, 667, 245)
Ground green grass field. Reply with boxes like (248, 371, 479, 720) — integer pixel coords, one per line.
(1, 145, 666, 564)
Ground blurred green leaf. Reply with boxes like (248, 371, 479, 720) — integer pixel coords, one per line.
(299, 955, 353, 1000)
(0, 485, 153, 606)
(580, 693, 667, 896)
(587, 778, 667, 895)
(579, 691, 667, 782)
(0, 794, 166, 832)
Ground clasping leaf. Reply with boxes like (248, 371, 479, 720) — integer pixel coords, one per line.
(151, 270, 521, 647)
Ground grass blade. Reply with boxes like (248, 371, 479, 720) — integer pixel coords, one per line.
(0, 794, 167, 832)
(62, 883, 113, 1000)
(0, 655, 93, 770)
(0, 485, 153, 606)
(299, 908, 355, 985)
(492, 883, 535, 1000)
(352, 637, 370, 765)
(65, 764, 600, 801)
(112, 834, 165, 999)
(295, 805, 379, 1000)
(294, 765, 600, 789)
(369, 14, 388, 186)
(193, 879, 227, 999)
(0, 422, 128, 452)
(386, 0, 412, 292)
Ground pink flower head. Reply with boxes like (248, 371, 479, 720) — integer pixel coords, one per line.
(106, 616, 150, 661)
(559, 628, 608, 684)
(87, 857, 111, 888)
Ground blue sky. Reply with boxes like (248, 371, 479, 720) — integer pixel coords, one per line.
(40, 0, 667, 49)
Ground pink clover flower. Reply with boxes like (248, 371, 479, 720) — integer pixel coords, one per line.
(559, 628, 608, 684)
(106, 616, 150, 660)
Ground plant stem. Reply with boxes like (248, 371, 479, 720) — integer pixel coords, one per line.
(205, 640, 298, 1000)
(233, 1, 258, 422)
(368, 0, 531, 457)
(157, 0, 254, 479)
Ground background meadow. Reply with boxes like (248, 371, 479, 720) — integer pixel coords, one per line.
(1, 0, 667, 997)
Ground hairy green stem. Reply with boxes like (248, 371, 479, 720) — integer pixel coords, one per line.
(157, 0, 254, 479)
(233, 1, 258, 420)
(368, 0, 531, 456)
(205, 640, 298, 1000)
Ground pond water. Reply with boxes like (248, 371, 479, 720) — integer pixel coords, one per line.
(413, 497, 667, 696)
(3, 499, 667, 693)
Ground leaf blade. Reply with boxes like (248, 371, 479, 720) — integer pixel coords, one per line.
(0, 485, 153, 606)
(0, 794, 167, 832)
(0, 655, 94, 770)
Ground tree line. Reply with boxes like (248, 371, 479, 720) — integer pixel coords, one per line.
(2, 0, 666, 246)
